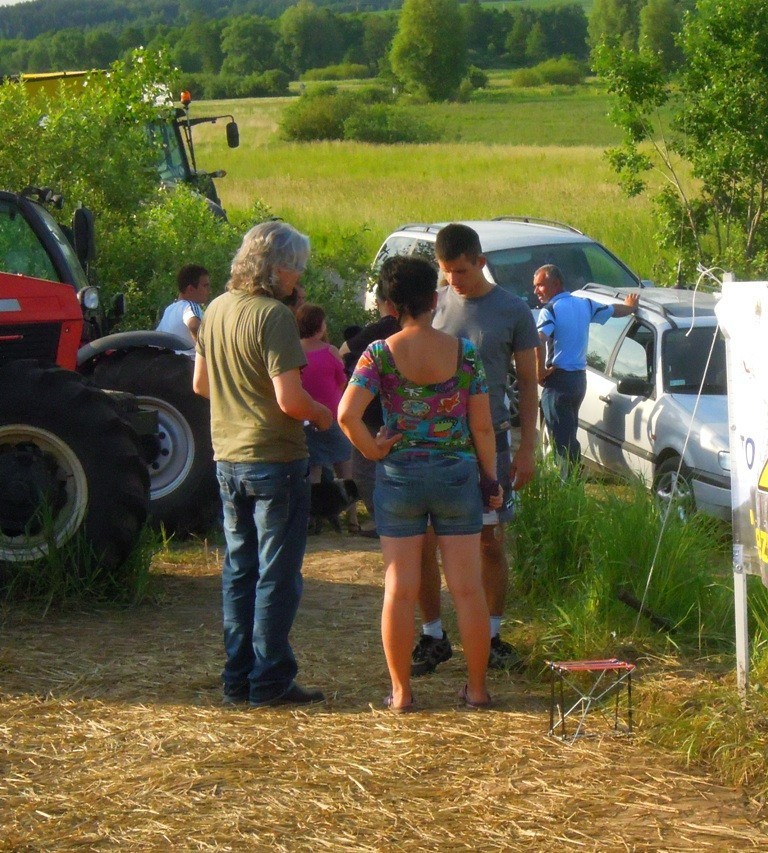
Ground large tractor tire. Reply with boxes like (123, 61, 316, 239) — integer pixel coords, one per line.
(0, 361, 149, 569)
(86, 349, 219, 535)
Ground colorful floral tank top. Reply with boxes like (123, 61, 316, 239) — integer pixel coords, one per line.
(349, 337, 488, 456)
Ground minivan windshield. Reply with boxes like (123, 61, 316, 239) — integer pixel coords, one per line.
(486, 242, 639, 309)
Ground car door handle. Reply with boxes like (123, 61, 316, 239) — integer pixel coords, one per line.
(599, 395, 612, 404)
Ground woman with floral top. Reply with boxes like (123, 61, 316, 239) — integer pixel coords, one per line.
(338, 256, 502, 713)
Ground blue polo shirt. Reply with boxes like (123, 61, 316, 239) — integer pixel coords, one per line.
(537, 292, 615, 371)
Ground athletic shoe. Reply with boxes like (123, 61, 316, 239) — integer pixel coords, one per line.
(488, 635, 526, 672)
(411, 631, 453, 677)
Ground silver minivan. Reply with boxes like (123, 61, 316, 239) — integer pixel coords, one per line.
(574, 285, 730, 520)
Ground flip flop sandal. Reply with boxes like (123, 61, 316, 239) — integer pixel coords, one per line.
(458, 683, 492, 710)
(383, 693, 416, 714)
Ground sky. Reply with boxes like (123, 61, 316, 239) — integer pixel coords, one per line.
(0, 0, 29, 6)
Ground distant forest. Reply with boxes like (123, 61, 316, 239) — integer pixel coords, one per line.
(0, 0, 593, 98)
(0, 0, 401, 40)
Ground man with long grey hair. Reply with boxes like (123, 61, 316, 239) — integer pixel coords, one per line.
(194, 221, 333, 707)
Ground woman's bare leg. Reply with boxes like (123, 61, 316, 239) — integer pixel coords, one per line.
(438, 533, 490, 703)
(379, 533, 423, 708)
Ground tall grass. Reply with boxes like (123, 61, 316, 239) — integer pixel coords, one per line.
(511, 462, 749, 663)
(0, 523, 158, 612)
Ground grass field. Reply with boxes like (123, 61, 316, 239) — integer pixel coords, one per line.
(190, 83, 662, 281)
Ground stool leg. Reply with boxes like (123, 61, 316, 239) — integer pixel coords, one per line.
(559, 673, 566, 741)
(549, 670, 555, 736)
(627, 672, 633, 734)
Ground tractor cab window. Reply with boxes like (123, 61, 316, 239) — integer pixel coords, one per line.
(0, 199, 58, 282)
(148, 121, 189, 186)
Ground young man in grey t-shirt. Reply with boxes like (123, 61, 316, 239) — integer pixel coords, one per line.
(412, 223, 540, 676)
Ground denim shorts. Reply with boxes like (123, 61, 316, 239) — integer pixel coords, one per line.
(374, 450, 482, 538)
(305, 421, 352, 467)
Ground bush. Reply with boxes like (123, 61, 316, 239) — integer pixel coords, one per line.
(343, 104, 440, 143)
(466, 65, 489, 89)
(535, 56, 585, 86)
(280, 90, 359, 141)
(237, 69, 291, 98)
(302, 64, 372, 82)
(509, 68, 543, 87)
(97, 187, 272, 330)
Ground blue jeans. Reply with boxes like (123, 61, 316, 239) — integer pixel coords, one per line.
(216, 458, 310, 703)
(540, 369, 587, 463)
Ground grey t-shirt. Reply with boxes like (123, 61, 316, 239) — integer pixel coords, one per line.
(433, 284, 539, 428)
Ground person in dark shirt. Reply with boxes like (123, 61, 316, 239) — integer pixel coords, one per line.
(339, 279, 400, 536)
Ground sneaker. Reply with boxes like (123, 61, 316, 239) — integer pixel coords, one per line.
(488, 635, 526, 672)
(222, 685, 249, 706)
(249, 682, 326, 708)
(411, 631, 453, 677)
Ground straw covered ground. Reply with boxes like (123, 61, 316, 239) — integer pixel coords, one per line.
(1, 533, 766, 851)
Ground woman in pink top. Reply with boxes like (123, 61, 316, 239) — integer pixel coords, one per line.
(297, 303, 358, 530)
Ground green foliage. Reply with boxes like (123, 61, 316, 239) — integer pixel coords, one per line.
(535, 56, 586, 85)
(595, 0, 768, 282)
(280, 87, 438, 144)
(280, 88, 358, 141)
(302, 63, 372, 82)
(0, 517, 158, 610)
(390, 0, 467, 101)
(0, 51, 175, 223)
(588, 0, 644, 53)
(98, 187, 271, 331)
(301, 225, 371, 343)
(343, 104, 440, 144)
(509, 67, 544, 87)
(512, 462, 736, 662)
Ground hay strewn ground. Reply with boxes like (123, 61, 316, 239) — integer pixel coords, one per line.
(1, 533, 765, 851)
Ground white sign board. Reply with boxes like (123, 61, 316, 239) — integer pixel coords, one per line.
(715, 281, 768, 588)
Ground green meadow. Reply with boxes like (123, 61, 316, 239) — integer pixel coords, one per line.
(191, 81, 661, 281)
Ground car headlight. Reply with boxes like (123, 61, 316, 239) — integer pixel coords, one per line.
(78, 286, 100, 310)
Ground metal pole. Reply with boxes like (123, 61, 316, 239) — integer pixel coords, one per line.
(733, 560, 749, 698)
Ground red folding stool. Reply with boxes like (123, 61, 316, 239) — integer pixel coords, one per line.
(547, 658, 636, 742)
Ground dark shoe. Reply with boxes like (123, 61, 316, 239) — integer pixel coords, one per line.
(488, 635, 526, 672)
(222, 685, 249, 706)
(411, 631, 453, 677)
(249, 682, 326, 708)
(383, 692, 416, 714)
(457, 683, 492, 710)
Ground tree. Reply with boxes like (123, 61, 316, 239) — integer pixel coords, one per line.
(278, 0, 345, 76)
(390, 0, 467, 101)
(594, 0, 768, 281)
(221, 16, 277, 77)
(639, 0, 684, 71)
(588, 0, 644, 52)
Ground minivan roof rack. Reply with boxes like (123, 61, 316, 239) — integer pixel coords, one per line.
(492, 216, 583, 234)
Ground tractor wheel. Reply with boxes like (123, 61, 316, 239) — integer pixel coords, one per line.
(0, 361, 149, 569)
(86, 349, 219, 535)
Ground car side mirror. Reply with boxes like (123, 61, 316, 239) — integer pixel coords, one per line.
(616, 377, 652, 397)
(226, 120, 239, 149)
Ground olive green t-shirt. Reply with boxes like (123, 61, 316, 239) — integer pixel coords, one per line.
(196, 291, 308, 463)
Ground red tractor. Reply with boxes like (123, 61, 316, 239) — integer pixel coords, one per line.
(0, 187, 218, 569)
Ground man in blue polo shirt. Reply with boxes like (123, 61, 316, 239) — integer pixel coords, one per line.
(534, 264, 639, 465)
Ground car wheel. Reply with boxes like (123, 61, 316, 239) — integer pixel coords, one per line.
(654, 457, 695, 521)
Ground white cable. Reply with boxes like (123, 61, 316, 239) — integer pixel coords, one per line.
(633, 273, 723, 635)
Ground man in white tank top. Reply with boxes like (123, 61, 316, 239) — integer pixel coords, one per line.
(156, 263, 211, 356)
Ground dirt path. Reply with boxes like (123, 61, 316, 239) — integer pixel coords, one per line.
(1, 533, 765, 851)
